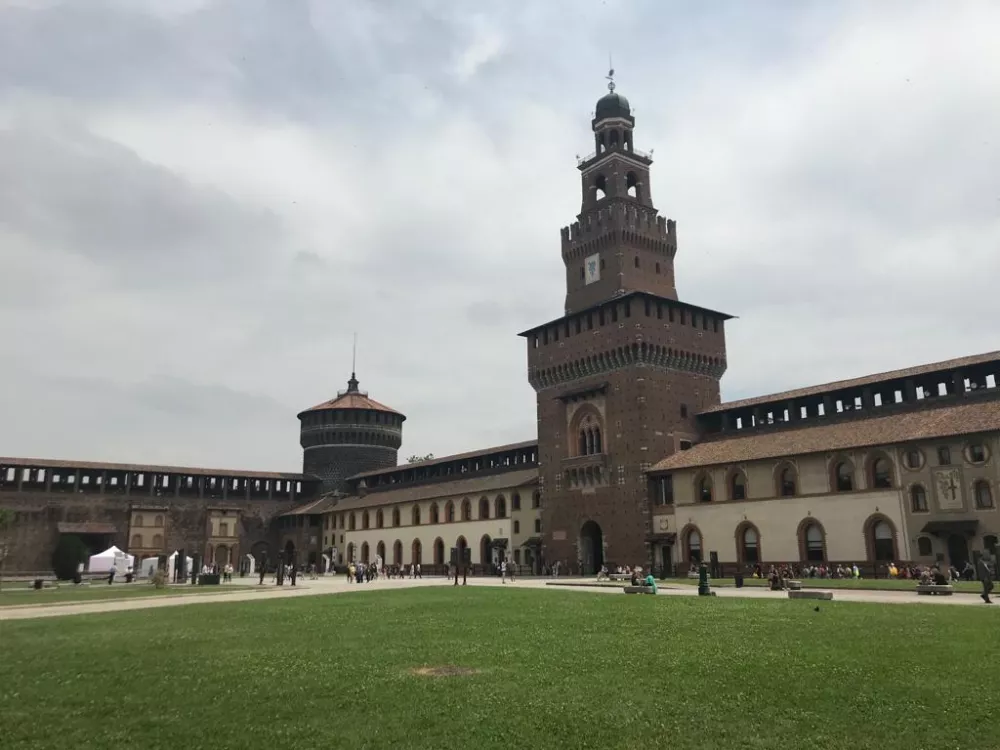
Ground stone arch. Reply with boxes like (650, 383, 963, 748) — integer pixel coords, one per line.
(214, 544, 230, 566)
(735, 521, 762, 565)
(830, 456, 856, 492)
(456, 535, 468, 563)
(376, 540, 386, 563)
(461, 498, 472, 521)
(797, 517, 827, 563)
(570, 404, 604, 457)
(361, 542, 370, 564)
(865, 450, 896, 489)
(346, 542, 355, 563)
(433, 537, 445, 565)
(480, 534, 493, 566)
(726, 467, 748, 501)
(863, 513, 899, 564)
(393, 540, 402, 565)
(773, 461, 798, 497)
(680, 523, 703, 563)
(478, 496, 490, 520)
(411, 538, 422, 565)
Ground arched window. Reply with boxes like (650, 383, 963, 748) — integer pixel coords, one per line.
(696, 474, 713, 503)
(130, 534, 142, 548)
(154, 515, 164, 527)
(411, 539, 422, 565)
(917, 537, 933, 556)
(974, 480, 994, 509)
(532, 491, 541, 509)
(869, 455, 894, 489)
(434, 538, 445, 565)
(393, 540, 402, 565)
(910, 484, 928, 512)
(777, 465, 797, 497)
(349, 513, 356, 531)
(511, 494, 521, 511)
(684, 527, 702, 562)
(134, 514, 144, 527)
(362, 511, 370, 530)
(361, 542, 369, 563)
(461, 498, 472, 521)
(729, 471, 747, 501)
(446, 501, 455, 522)
(376, 509, 384, 528)
(867, 518, 896, 562)
(430, 503, 440, 525)
(411, 506, 421, 526)
(738, 524, 760, 565)
(479, 496, 490, 520)
(376, 541, 385, 562)
(626, 171, 641, 200)
(594, 173, 607, 201)
(593, 428, 602, 453)
(152, 534, 163, 548)
(833, 461, 854, 492)
(392, 507, 400, 527)
(578, 431, 588, 456)
(495, 495, 507, 519)
(801, 522, 825, 563)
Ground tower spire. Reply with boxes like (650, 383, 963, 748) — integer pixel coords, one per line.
(347, 332, 359, 392)
(606, 56, 615, 93)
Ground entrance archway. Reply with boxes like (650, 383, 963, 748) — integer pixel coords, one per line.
(456, 536, 468, 565)
(411, 539, 422, 565)
(361, 542, 369, 564)
(393, 540, 402, 565)
(580, 520, 604, 575)
(214, 545, 230, 566)
(947, 534, 970, 569)
(346, 542, 355, 563)
(434, 538, 444, 565)
(480, 534, 493, 567)
(283, 540, 296, 565)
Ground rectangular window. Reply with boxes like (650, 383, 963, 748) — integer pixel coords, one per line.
(668, 306, 675, 323)
(534, 519, 542, 533)
(575, 318, 581, 334)
(611, 307, 618, 323)
(513, 520, 520, 533)
(937, 446, 951, 465)
(624, 302, 631, 318)
(713, 318, 719, 333)
(656, 303, 663, 320)
(679, 309, 686, 325)
(587, 313, 593, 330)
(644, 299, 651, 317)
(599, 309, 605, 326)
(680, 404, 688, 418)
(660, 476, 674, 505)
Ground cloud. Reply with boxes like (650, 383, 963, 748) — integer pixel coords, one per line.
(0, 0, 997, 472)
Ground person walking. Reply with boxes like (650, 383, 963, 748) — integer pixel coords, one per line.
(501, 559, 507, 584)
(978, 553, 994, 604)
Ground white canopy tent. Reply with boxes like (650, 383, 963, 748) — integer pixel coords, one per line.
(88, 545, 134, 574)
(139, 551, 193, 579)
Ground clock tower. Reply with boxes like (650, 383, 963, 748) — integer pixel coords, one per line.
(520, 73, 733, 574)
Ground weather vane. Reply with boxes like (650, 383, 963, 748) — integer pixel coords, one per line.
(606, 54, 615, 93)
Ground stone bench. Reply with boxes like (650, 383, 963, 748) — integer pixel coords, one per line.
(624, 586, 656, 595)
(607, 574, 630, 581)
(786, 580, 802, 591)
(788, 590, 833, 601)
(916, 584, 954, 596)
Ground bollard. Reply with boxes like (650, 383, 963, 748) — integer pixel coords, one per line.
(698, 562, 714, 597)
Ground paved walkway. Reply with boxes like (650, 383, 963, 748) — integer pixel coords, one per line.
(1, 576, 995, 621)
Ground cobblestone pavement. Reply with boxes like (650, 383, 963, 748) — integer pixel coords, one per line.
(1, 576, 995, 621)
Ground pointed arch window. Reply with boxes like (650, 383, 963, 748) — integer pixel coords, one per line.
(834, 461, 854, 492)
(478, 496, 490, 520)
(446, 501, 455, 523)
(777, 465, 797, 497)
(910, 484, 928, 512)
(697, 475, 713, 503)
(411, 506, 421, 526)
(684, 528, 702, 563)
(729, 471, 747, 501)
(869, 455, 894, 489)
(392, 507, 400, 527)
(801, 523, 825, 563)
(461, 498, 472, 521)
(739, 525, 760, 565)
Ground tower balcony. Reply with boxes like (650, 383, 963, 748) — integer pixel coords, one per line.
(577, 146, 652, 168)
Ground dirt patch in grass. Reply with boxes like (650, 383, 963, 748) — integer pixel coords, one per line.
(408, 665, 479, 678)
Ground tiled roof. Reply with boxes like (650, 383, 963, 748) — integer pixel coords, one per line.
(329, 468, 539, 512)
(652, 397, 1000, 472)
(279, 497, 339, 516)
(299, 392, 404, 416)
(700, 350, 1000, 414)
(350, 440, 537, 480)
(0, 456, 311, 481)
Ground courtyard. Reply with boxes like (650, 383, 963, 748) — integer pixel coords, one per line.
(1, 581, 998, 750)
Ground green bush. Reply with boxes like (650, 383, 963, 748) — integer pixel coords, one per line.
(51, 535, 88, 580)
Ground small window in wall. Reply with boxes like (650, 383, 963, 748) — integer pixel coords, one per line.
(968, 443, 988, 464)
(680, 440, 693, 451)
(697, 475, 712, 502)
(974, 480, 994, 509)
(834, 462, 854, 492)
(937, 446, 952, 465)
(534, 519, 542, 533)
(917, 536, 933, 556)
(910, 484, 928, 512)
(680, 404, 688, 418)
(904, 449, 922, 470)
(513, 520, 520, 534)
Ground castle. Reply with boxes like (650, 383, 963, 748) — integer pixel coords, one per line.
(2, 81, 998, 577)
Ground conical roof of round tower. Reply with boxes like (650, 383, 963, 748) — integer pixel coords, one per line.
(297, 373, 405, 420)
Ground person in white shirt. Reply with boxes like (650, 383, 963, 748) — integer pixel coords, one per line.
(501, 559, 507, 584)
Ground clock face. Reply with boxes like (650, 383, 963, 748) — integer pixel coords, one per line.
(585, 253, 600, 285)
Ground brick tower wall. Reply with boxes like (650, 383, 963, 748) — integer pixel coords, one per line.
(302, 444, 398, 495)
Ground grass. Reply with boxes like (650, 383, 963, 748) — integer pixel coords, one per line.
(0, 582, 257, 607)
(1, 587, 998, 750)
(669, 576, 986, 593)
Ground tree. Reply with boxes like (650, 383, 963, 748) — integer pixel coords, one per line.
(406, 454, 434, 464)
(51, 534, 89, 581)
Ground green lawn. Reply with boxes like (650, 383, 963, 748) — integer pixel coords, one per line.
(668, 576, 986, 593)
(0, 582, 257, 607)
(1, 587, 997, 750)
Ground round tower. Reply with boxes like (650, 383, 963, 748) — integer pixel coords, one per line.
(297, 372, 404, 495)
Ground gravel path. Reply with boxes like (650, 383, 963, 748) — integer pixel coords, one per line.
(1, 576, 995, 621)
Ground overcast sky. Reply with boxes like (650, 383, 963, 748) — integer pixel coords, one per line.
(1, 0, 997, 472)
